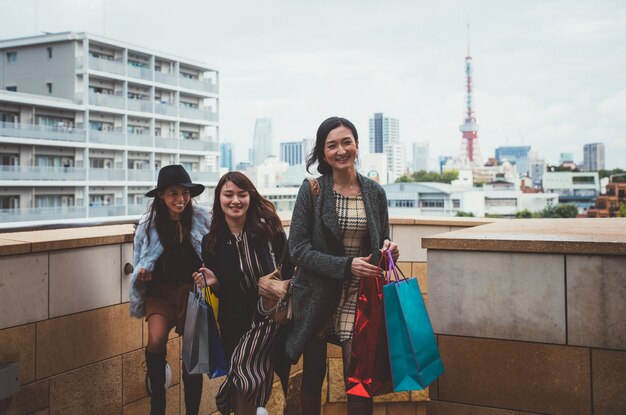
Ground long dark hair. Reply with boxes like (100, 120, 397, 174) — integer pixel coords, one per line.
(142, 190, 194, 248)
(205, 171, 283, 254)
(305, 116, 359, 175)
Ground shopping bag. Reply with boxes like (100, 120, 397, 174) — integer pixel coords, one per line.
(182, 286, 228, 377)
(345, 255, 394, 398)
(182, 290, 211, 374)
(383, 250, 444, 391)
(205, 288, 228, 378)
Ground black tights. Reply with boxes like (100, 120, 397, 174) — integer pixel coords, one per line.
(300, 335, 372, 407)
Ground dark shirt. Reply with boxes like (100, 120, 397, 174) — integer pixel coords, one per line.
(201, 230, 293, 356)
(153, 219, 202, 284)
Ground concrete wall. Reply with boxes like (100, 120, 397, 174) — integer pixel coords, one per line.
(0, 218, 490, 414)
(2, 41, 78, 99)
(425, 220, 626, 414)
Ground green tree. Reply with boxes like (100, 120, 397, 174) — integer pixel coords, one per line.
(516, 209, 533, 218)
(395, 175, 415, 182)
(618, 202, 626, 218)
(538, 204, 578, 218)
(455, 211, 475, 217)
(407, 169, 459, 184)
(598, 168, 626, 181)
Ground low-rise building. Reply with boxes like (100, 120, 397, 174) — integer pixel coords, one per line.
(542, 171, 600, 213)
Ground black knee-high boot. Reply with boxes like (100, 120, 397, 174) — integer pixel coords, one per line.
(182, 367, 203, 415)
(145, 349, 167, 415)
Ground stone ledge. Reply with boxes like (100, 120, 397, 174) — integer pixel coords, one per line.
(0, 224, 135, 256)
(423, 218, 626, 255)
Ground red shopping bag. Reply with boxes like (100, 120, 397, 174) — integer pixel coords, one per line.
(345, 255, 393, 397)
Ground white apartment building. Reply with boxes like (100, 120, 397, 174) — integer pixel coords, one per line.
(0, 32, 219, 227)
(384, 181, 558, 218)
(543, 170, 600, 212)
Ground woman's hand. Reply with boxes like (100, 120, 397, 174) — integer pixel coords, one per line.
(351, 254, 382, 278)
(381, 239, 399, 262)
(137, 268, 153, 282)
(193, 266, 219, 290)
(258, 274, 289, 299)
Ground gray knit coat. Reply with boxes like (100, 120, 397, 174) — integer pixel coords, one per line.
(285, 173, 390, 362)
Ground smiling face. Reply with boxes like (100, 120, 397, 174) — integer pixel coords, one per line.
(158, 185, 191, 220)
(219, 180, 250, 223)
(323, 125, 358, 174)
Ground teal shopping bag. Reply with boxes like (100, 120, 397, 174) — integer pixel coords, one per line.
(383, 251, 444, 391)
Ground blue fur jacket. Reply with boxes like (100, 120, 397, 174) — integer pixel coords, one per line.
(129, 204, 211, 318)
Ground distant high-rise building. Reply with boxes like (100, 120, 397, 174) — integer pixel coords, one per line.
(369, 113, 401, 182)
(528, 151, 546, 187)
(220, 142, 233, 171)
(369, 113, 399, 154)
(280, 139, 314, 166)
(412, 142, 429, 172)
(458, 25, 482, 167)
(385, 143, 406, 183)
(253, 118, 273, 166)
(280, 142, 302, 166)
(583, 143, 605, 171)
(495, 146, 531, 176)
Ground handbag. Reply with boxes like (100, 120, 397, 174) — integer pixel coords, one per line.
(182, 278, 228, 377)
(345, 254, 394, 398)
(257, 178, 320, 324)
(383, 250, 444, 391)
(257, 242, 293, 324)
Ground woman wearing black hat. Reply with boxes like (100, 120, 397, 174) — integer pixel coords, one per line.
(129, 164, 210, 415)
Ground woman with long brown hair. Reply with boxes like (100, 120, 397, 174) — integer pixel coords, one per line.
(130, 164, 210, 415)
(193, 171, 292, 414)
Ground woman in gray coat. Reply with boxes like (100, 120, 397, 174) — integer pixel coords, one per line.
(286, 117, 399, 415)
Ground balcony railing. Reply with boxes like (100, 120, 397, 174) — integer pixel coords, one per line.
(179, 107, 219, 122)
(0, 206, 87, 221)
(155, 102, 178, 116)
(155, 72, 178, 86)
(127, 132, 153, 147)
(128, 204, 148, 215)
(88, 56, 125, 75)
(127, 65, 153, 80)
(127, 99, 153, 113)
(179, 77, 218, 94)
(188, 171, 219, 183)
(127, 169, 154, 182)
(179, 139, 214, 152)
(88, 168, 126, 181)
(89, 130, 126, 146)
(0, 165, 86, 181)
(155, 136, 179, 149)
(0, 121, 86, 142)
(89, 205, 126, 217)
(89, 92, 126, 109)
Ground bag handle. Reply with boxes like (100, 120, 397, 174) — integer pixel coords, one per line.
(385, 249, 407, 283)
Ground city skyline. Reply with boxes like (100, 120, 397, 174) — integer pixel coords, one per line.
(1, 0, 625, 168)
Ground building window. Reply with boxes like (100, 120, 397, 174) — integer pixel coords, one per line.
(392, 200, 415, 208)
(0, 195, 20, 209)
(46, 82, 53, 94)
(419, 199, 444, 208)
(6, 52, 17, 64)
(452, 199, 461, 208)
(6, 86, 17, 92)
(47, 47, 53, 58)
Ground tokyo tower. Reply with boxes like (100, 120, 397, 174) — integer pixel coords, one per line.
(458, 24, 483, 166)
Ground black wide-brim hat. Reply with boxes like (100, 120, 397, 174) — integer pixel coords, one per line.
(145, 164, 205, 198)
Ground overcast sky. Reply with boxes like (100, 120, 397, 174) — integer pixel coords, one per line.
(2, 0, 625, 168)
